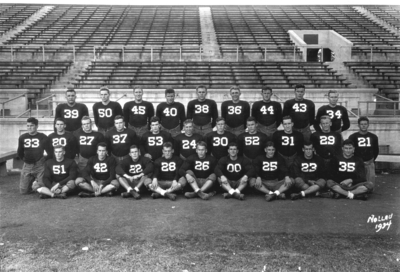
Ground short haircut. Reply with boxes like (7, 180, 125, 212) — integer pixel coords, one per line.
(99, 86, 110, 94)
(264, 141, 275, 149)
(53, 145, 65, 151)
(196, 85, 207, 91)
(183, 119, 193, 126)
(27, 117, 38, 126)
(150, 116, 160, 124)
(165, 88, 175, 95)
(230, 86, 240, 92)
(129, 145, 139, 152)
(197, 141, 207, 149)
(228, 142, 238, 148)
(97, 142, 107, 149)
(358, 116, 369, 124)
(342, 139, 355, 147)
(133, 86, 143, 92)
(320, 115, 331, 122)
(282, 115, 292, 122)
(54, 118, 65, 124)
(261, 86, 272, 93)
(295, 84, 305, 90)
(163, 142, 173, 149)
(246, 116, 257, 123)
(303, 140, 313, 147)
(81, 116, 91, 123)
(114, 115, 124, 121)
(66, 87, 75, 94)
(216, 117, 225, 123)
(328, 90, 338, 96)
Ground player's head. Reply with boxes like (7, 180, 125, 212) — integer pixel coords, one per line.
(358, 116, 369, 132)
(99, 86, 110, 103)
(133, 86, 143, 101)
(261, 86, 273, 102)
(27, 117, 39, 134)
(215, 117, 226, 133)
(165, 88, 175, 104)
(183, 119, 194, 136)
(114, 115, 124, 131)
(196, 141, 207, 159)
(54, 118, 66, 133)
(246, 116, 257, 133)
(282, 116, 293, 133)
(264, 141, 276, 158)
(230, 86, 241, 102)
(320, 115, 332, 133)
(54, 145, 65, 161)
(294, 84, 305, 100)
(327, 90, 339, 106)
(302, 140, 314, 159)
(97, 142, 108, 159)
(150, 116, 160, 133)
(162, 142, 174, 159)
(81, 116, 92, 132)
(129, 145, 140, 160)
(196, 85, 208, 101)
(342, 139, 355, 158)
(227, 142, 239, 158)
(65, 87, 76, 104)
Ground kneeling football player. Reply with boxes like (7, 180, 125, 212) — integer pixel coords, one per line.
(116, 145, 153, 199)
(75, 142, 119, 197)
(179, 141, 217, 200)
(250, 141, 294, 202)
(146, 142, 186, 201)
(33, 145, 77, 199)
(215, 142, 254, 200)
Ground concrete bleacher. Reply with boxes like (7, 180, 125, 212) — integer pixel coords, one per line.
(0, 4, 43, 35)
(363, 5, 400, 29)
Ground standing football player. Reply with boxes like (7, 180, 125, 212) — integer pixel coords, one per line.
(174, 119, 203, 160)
(237, 117, 269, 161)
(221, 86, 250, 136)
(204, 117, 237, 161)
(46, 118, 78, 160)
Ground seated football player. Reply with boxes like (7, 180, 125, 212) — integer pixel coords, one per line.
(290, 141, 327, 200)
(326, 139, 373, 200)
(145, 142, 186, 201)
(179, 141, 217, 200)
(75, 142, 119, 197)
(250, 141, 294, 202)
(116, 145, 153, 200)
(33, 145, 77, 199)
(215, 142, 254, 200)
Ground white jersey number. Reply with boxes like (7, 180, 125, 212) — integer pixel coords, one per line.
(320, 136, 335, 145)
(148, 136, 163, 146)
(339, 162, 355, 172)
(262, 161, 277, 171)
(194, 105, 209, 114)
(163, 107, 177, 117)
(326, 110, 342, 119)
(282, 136, 294, 146)
(24, 139, 40, 148)
(53, 165, 66, 175)
(293, 104, 307, 112)
(52, 138, 67, 146)
(195, 161, 210, 171)
(227, 106, 241, 115)
(129, 165, 143, 174)
(182, 140, 197, 149)
(301, 163, 317, 172)
(79, 136, 94, 145)
(64, 109, 79, 118)
(260, 105, 274, 115)
(94, 163, 108, 173)
(213, 137, 228, 146)
(357, 137, 371, 147)
(161, 162, 176, 171)
(98, 108, 113, 118)
(227, 163, 241, 172)
(245, 136, 260, 146)
(131, 106, 146, 115)
(113, 134, 127, 144)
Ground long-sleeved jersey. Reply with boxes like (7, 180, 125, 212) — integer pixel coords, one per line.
(252, 154, 288, 181)
(73, 129, 105, 159)
(179, 154, 217, 179)
(314, 105, 350, 132)
(140, 131, 173, 161)
(17, 132, 49, 163)
(153, 156, 183, 181)
(237, 131, 269, 160)
(54, 103, 89, 132)
(290, 154, 326, 181)
(272, 130, 304, 157)
(46, 132, 78, 160)
(174, 133, 203, 159)
(187, 99, 218, 127)
(82, 155, 117, 185)
(215, 156, 254, 181)
(283, 98, 315, 129)
(348, 132, 379, 161)
(92, 101, 123, 130)
(328, 154, 366, 184)
(105, 128, 140, 157)
(123, 100, 154, 128)
(310, 131, 342, 160)
(221, 100, 250, 128)
(251, 100, 283, 127)
(204, 131, 237, 160)
(156, 102, 186, 130)
(116, 156, 154, 177)
(43, 158, 78, 187)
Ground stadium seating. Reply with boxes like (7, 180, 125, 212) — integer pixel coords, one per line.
(363, 5, 400, 29)
(0, 4, 43, 35)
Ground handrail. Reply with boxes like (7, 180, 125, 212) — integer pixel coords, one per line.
(347, 109, 359, 118)
(273, 94, 285, 102)
(373, 93, 394, 102)
(1, 93, 27, 118)
(15, 109, 31, 118)
(36, 94, 55, 118)
(358, 100, 400, 117)
(116, 94, 127, 102)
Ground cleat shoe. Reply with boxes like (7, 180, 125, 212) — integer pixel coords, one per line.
(290, 193, 302, 200)
(318, 191, 334, 198)
(208, 191, 216, 197)
(53, 193, 66, 199)
(78, 192, 95, 198)
(239, 194, 245, 200)
(121, 192, 131, 198)
(197, 190, 209, 200)
(151, 193, 162, 199)
(39, 194, 50, 199)
(184, 192, 198, 199)
(232, 192, 243, 200)
(333, 193, 342, 199)
(165, 193, 177, 201)
(278, 193, 286, 200)
(265, 194, 276, 202)
(130, 190, 141, 200)
(354, 194, 369, 201)
(223, 193, 232, 199)
(105, 192, 114, 197)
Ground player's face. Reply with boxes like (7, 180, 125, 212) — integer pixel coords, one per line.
(342, 144, 354, 158)
(196, 88, 207, 101)
(82, 119, 92, 133)
(114, 118, 124, 132)
(303, 145, 314, 159)
(228, 146, 238, 158)
(54, 148, 65, 161)
(320, 118, 331, 133)
(165, 93, 175, 104)
(282, 119, 293, 133)
(184, 122, 193, 136)
(247, 121, 257, 134)
(261, 90, 272, 102)
(359, 120, 369, 133)
(328, 93, 339, 106)
(150, 121, 160, 133)
(97, 146, 107, 160)
(294, 88, 305, 100)
(216, 120, 225, 133)
(129, 148, 140, 161)
(230, 89, 241, 102)
(265, 146, 275, 158)
(55, 121, 65, 133)
(100, 90, 110, 103)
(65, 91, 76, 105)
(196, 145, 207, 159)
(162, 147, 173, 159)
(27, 122, 38, 134)
(134, 89, 143, 101)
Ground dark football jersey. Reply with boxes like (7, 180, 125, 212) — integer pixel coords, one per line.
(140, 131, 173, 161)
(105, 128, 140, 157)
(123, 100, 154, 128)
(215, 156, 254, 181)
(283, 98, 315, 129)
(93, 101, 123, 130)
(156, 102, 186, 129)
(204, 131, 237, 160)
(82, 155, 117, 185)
(328, 154, 366, 184)
(17, 132, 49, 163)
(252, 154, 288, 181)
(73, 129, 105, 159)
(251, 100, 283, 127)
(43, 158, 78, 187)
(237, 132, 269, 159)
(315, 105, 350, 132)
(310, 131, 342, 159)
(116, 156, 153, 177)
(272, 130, 304, 157)
(46, 132, 78, 160)
(348, 132, 379, 161)
(179, 154, 217, 179)
(174, 133, 203, 158)
(290, 154, 326, 181)
(54, 103, 89, 132)
(221, 100, 250, 128)
(153, 156, 183, 181)
(187, 99, 218, 127)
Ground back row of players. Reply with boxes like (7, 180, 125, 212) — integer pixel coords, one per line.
(18, 84, 378, 201)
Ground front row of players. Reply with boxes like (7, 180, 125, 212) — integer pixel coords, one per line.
(34, 138, 373, 202)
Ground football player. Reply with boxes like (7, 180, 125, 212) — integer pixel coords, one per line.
(221, 86, 250, 136)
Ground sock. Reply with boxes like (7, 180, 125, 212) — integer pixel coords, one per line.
(195, 188, 200, 193)
(134, 187, 139, 192)
(37, 188, 44, 193)
(274, 190, 280, 196)
(235, 189, 241, 194)
(127, 187, 133, 192)
(347, 192, 354, 199)
(268, 191, 274, 195)
(228, 189, 235, 195)
(301, 191, 305, 197)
